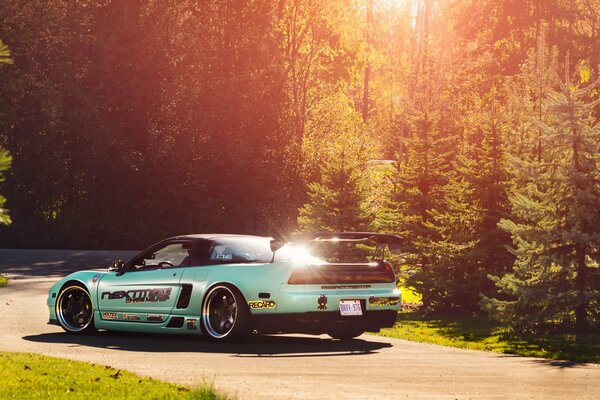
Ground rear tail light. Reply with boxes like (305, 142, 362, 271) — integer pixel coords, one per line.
(288, 261, 395, 284)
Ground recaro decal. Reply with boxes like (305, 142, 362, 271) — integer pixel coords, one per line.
(248, 300, 276, 309)
(101, 288, 172, 303)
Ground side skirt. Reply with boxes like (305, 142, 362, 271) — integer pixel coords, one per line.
(93, 312, 203, 335)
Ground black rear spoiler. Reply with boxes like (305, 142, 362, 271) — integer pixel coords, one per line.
(289, 232, 403, 261)
(292, 232, 402, 246)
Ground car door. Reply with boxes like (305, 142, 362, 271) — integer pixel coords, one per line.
(96, 240, 193, 323)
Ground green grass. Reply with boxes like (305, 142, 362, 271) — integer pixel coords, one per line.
(399, 285, 421, 304)
(378, 312, 600, 363)
(0, 274, 8, 287)
(0, 352, 230, 400)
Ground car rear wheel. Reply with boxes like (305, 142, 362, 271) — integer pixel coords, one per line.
(201, 284, 249, 341)
(328, 327, 365, 340)
(55, 283, 96, 334)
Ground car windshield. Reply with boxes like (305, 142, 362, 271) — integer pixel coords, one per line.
(208, 237, 294, 264)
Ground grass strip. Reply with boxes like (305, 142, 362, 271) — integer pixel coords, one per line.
(0, 274, 8, 287)
(0, 352, 230, 400)
(378, 312, 600, 364)
(399, 285, 421, 304)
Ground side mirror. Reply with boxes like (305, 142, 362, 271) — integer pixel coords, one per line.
(109, 260, 124, 272)
(270, 239, 286, 263)
(270, 239, 286, 253)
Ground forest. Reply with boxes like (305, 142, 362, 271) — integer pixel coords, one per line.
(0, 0, 599, 332)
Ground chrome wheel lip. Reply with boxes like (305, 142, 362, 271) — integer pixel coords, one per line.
(56, 285, 94, 333)
(202, 285, 238, 339)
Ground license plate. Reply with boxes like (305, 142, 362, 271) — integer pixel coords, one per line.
(339, 300, 363, 316)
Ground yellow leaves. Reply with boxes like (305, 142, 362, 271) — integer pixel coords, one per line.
(0, 39, 13, 65)
(578, 62, 590, 84)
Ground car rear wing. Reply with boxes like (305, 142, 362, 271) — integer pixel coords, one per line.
(292, 232, 401, 245)
(312, 232, 401, 244)
(288, 231, 403, 260)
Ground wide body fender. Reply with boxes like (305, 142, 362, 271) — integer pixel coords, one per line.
(47, 270, 108, 322)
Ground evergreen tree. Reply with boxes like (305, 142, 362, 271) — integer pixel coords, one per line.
(298, 146, 372, 232)
(394, 106, 455, 308)
(299, 89, 376, 233)
(369, 161, 402, 235)
(482, 59, 600, 332)
(420, 93, 513, 310)
(397, 107, 453, 238)
(505, 27, 559, 163)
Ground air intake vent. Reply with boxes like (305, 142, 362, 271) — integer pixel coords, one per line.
(176, 284, 193, 309)
(167, 317, 184, 328)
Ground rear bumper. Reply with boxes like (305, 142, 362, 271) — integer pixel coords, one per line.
(249, 283, 400, 334)
(252, 310, 398, 334)
(273, 283, 401, 312)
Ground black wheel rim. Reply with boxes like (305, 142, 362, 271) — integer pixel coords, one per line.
(202, 286, 238, 339)
(56, 286, 94, 332)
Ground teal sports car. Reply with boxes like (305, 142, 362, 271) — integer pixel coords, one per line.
(47, 232, 402, 341)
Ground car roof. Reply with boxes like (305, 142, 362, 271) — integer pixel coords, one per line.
(168, 233, 271, 241)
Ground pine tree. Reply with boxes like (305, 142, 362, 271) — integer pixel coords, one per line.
(397, 107, 453, 236)
(420, 93, 513, 310)
(299, 88, 376, 233)
(505, 26, 558, 163)
(396, 106, 455, 308)
(370, 161, 403, 235)
(482, 58, 600, 332)
(298, 146, 372, 232)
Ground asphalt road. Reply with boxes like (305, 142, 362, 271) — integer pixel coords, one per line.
(1, 249, 599, 399)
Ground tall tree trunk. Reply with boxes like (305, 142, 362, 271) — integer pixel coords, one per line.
(399, 0, 427, 164)
(362, 65, 370, 122)
(422, 0, 431, 102)
(568, 55, 589, 331)
(362, 0, 373, 122)
(536, 25, 545, 162)
(574, 245, 588, 330)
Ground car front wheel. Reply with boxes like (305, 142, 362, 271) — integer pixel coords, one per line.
(55, 283, 96, 334)
(201, 284, 249, 341)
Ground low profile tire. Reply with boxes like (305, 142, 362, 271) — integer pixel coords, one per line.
(328, 328, 365, 340)
(201, 284, 249, 342)
(55, 283, 96, 334)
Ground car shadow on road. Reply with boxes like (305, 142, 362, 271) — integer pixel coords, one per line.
(23, 331, 392, 357)
(522, 357, 596, 368)
(489, 353, 597, 369)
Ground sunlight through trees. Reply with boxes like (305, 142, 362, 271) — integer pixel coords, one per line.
(0, 0, 599, 331)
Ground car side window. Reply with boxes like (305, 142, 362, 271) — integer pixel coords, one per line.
(210, 244, 231, 261)
(132, 242, 192, 271)
(208, 237, 274, 264)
